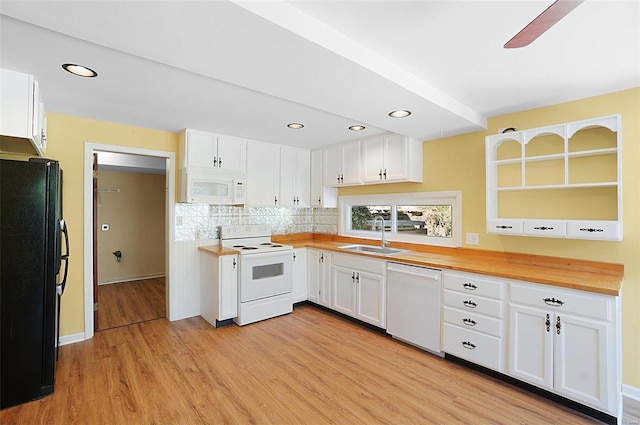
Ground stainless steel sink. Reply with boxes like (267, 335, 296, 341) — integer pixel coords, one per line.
(338, 244, 409, 256)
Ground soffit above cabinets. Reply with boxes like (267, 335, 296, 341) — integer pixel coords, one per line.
(0, 1, 638, 150)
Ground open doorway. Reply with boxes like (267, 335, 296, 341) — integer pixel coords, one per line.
(83, 143, 175, 340)
(94, 152, 166, 331)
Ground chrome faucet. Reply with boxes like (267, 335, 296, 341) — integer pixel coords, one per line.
(373, 216, 390, 248)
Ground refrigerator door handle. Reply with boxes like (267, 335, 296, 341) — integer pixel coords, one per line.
(57, 219, 70, 295)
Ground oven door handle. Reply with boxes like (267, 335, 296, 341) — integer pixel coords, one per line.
(239, 250, 293, 262)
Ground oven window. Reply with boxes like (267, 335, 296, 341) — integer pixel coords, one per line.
(252, 263, 284, 280)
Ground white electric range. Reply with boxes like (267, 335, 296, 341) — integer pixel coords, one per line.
(219, 225, 293, 326)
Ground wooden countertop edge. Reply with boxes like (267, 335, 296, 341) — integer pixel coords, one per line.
(198, 234, 623, 296)
(274, 234, 623, 297)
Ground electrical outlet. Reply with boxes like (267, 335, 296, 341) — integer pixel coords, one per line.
(466, 232, 479, 246)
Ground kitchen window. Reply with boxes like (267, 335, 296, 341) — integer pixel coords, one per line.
(340, 191, 462, 247)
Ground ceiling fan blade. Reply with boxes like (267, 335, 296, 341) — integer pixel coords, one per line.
(504, 0, 584, 49)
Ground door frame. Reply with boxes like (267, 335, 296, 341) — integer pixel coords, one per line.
(83, 143, 176, 340)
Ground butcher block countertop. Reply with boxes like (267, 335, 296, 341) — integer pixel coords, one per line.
(200, 233, 623, 296)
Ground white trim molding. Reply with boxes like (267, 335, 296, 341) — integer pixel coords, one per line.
(58, 332, 85, 346)
(623, 384, 640, 402)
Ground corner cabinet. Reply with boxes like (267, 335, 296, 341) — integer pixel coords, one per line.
(508, 281, 620, 417)
(291, 248, 308, 303)
(485, 115, 622, 240)
(307, 249, 332, 307)
(310, 149, 337, 208)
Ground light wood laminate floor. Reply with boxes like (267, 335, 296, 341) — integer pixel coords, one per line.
(0, 305, 624, 424)
(97, 277, 166, 330)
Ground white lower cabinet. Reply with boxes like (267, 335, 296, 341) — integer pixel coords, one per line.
(508, 281, 619, 416)
(291, 248, 308, 303)
(331, 253, 386, 328)
(200, 252, 238, 326)
(441, 270, 506, 372)
(307, 249, 332, 307)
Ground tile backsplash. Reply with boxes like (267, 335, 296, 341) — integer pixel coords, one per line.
(174, 204, 338, 241)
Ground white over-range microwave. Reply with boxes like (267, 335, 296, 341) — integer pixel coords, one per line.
(179, 168, 246, 205)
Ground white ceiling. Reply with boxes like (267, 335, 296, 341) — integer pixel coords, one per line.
(1, 1, 638, 150)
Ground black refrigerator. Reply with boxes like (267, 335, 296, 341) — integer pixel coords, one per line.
(0, 157, 69, 409)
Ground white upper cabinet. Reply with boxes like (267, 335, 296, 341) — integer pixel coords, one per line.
(179, 129, 247, 173)
(310, 149, 337, 208)
(0, 69, 47, 156)
(361, 133, 422, 183)
(246, 140, 280, 206)
(323, 140, 362, 187)
(485, 115, 622, 240)
(280, 146, 310, 207)
(324, 133, 423, 187)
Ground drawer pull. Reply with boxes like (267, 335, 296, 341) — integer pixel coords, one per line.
(543, 297, 565, 307)
(533, 226, 554, 231)
(463, 283, 477, 290)
(579, 227, 604, 233)
(463, 300, 477, 308)
(462, 318, 477, 326)
(462, 341, 476, 350)
(496, 225, 513, 229)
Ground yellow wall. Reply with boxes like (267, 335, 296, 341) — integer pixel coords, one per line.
(44, 113, 178, 337)
(97, 170, 166, 283)
(342, 87, 640, 388)
(19, 89, 639, 388)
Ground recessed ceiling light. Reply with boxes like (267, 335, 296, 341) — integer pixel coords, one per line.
(62, 63, 98, 78)
(287, 123, 304, 129)
(349, 125, 365, 131)
(388, 110, 412, 118)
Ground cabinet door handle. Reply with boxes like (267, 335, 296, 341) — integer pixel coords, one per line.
(463, 300, 477, 308)
(340, 174, 344, 183)
(318, 196, 321, 205)
(378, 169, 382, 180)
(274, 196, 278, 205)
(337, 175, 341, 184)
(383, 169, 387, 179)
(293, 252, 296, 261)
(356, 272, 360, 283)
(543, 297, 565, 307)
(545, 313, 550, 332)
(352, 272, 355, 282)
(463, 283, 477, 290)
(218, 157, 222, 167)
(213, 156, 218, 167)
(232, 258, 236, 269)
(320, 253, 324, 263)
(462, 341, 476, 350)
(556, 316, 561, 335)
(462, 318, 476, 326)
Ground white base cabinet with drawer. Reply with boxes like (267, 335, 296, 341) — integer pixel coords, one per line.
(508, 281, 620, 417)
(442, 270, 506, 372)
(331, 253, 386, 328)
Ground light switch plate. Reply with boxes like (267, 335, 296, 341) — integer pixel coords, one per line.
(466, 232, 479, 245)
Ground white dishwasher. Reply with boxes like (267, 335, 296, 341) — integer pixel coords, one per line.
(387, 262, 442, 355)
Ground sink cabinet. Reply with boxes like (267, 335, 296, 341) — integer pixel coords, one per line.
(307, 249, 332, 307)
(331, 253, 386, 328)
(485, 115, 622, 240)
(200, 252, 238, 326)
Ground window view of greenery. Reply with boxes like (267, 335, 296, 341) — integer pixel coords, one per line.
(350, 204, 452, 238)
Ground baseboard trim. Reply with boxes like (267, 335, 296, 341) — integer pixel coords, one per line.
(98, 274, 166, 285)
(623, 385, 640, 402)
(59, 332, 86, 346)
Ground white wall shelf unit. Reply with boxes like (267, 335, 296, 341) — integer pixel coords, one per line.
(485, 115, 622, 240)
